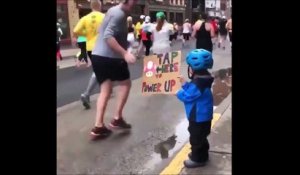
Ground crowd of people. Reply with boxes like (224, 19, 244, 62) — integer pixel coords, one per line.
(122, 13, 232, 57)
(56, 9, 232, 66)
(57, 0, 232, 169)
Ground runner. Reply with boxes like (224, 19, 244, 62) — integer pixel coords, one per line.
(210, 17, 218, 48)
(168, 22, 176, 46)
(226, 15, 232, 49)
(90, 0, 138, 139)
(76, 35, 89, 67)
(218, 16, 228, 50)
(56, 22, 63, 62)
(135, 15, 145, 42)
(135, 15, 145, 58)
(127, 16, 136, 54)
(150, 11, 173, 56)
(173, 22, 179, 41)
(141, 16, 152, 56)
(73, 0, 105, 109)
(182, 19, 192, 46)
(192, 13, 215, 52)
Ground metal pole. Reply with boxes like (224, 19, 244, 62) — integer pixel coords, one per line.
(215, 0, 217, 17)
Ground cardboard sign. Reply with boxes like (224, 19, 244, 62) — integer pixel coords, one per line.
(142, 51, 181, 95)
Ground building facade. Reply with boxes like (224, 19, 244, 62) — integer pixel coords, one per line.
(57, 0, 194, 46)
(57, 0, 146, 46)
(57, 0, 75, 45)
(187, 0, 205, 23)
(147, 0, 186, 25)
(205, 0, 231, 18)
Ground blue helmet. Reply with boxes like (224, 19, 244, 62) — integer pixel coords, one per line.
(186, 49, 213, 70)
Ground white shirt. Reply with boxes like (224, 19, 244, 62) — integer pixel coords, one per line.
(183, 22, 191, 34)
(150, 21, 172, 54)
(142, 22, 152, 32)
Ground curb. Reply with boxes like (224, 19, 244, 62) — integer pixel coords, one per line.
(57, 93, 99, 114)
(214, 93, 231, 115)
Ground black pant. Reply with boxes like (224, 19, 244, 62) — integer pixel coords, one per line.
(188, 120, 211, 163)
(196, 41, 213, 53)
(56, 42, 62, 60)
(77, 42, 88, 63)
(142, 40, 152, 56)
(87, 51, 92, 60)
(183, 33, 190, 40)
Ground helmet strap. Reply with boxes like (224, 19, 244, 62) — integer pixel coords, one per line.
(188, 66, 194, 80)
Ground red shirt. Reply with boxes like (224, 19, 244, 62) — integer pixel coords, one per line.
(210, 20, 218, 31)
(141, 29, 151, 41)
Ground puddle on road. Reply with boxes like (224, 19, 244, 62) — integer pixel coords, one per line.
(143, 118, 189, 173)
(212, 68, 232, 106)
(154, 135, 177, 159)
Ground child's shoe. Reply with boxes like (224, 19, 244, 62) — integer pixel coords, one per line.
(184, 159, 207, 168)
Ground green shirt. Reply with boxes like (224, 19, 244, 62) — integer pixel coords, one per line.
(77, 36, 87, 43)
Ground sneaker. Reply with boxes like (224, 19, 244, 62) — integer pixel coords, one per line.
(81, 94, 90, 109)
(184, 159, 207, 168)
(218, 42, 221, 48)
(222, 46, 226, 50)
(90, 126, 112, 140)
(109, 118, 132, 129)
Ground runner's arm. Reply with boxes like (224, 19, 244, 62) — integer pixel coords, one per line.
(104, 15, 127, 58)
(226, 19, 231, 30)
(73, 18, 85, 38)
(58, 28, 63, 36)
(210, 24, 215, 38)
(191, 21, 200, 38)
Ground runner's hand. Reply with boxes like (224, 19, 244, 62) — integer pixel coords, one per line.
(124, 52, 136, 64)
(72, 38, 77, 44)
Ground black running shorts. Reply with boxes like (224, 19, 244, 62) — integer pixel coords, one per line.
(87, 51, 92, 59)
(91, 55, 130, 85)
(183, 33, 190, 40)
(229, 32, 232, 42)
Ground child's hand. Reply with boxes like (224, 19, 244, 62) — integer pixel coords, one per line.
(177, 75, 186, 85)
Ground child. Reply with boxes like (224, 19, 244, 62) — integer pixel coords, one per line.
(176, 49, 214, 168)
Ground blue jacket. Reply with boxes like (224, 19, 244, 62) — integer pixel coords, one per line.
(176, 76, 214, 122)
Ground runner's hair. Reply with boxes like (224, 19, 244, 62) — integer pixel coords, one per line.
(90, 0, 101, 10)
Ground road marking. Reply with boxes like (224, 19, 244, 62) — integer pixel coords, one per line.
(159, 113, 221, 175)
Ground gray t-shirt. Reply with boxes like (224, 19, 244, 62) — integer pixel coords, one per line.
(92, 5, 128, 59)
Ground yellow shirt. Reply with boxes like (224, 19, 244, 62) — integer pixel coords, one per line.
(135, 21, 143, 38)
(73, 11, 105, 51)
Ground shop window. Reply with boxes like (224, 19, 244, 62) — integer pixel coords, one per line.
(176, 13, 183, 25)
(221, 3, 226, 11)
(57, 4, 70, 40)
(169, 12, 174, 23)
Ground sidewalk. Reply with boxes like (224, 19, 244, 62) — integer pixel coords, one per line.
(61, 47, 79, 58)
(57, 47, 80, 69)
(180, 102, 232, 175)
